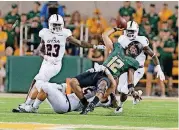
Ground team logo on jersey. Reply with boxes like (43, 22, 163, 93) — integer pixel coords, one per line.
(47, 37, 60, 43)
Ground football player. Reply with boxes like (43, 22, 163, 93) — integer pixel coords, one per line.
(15, 72, 112, 113)
(70, 32, 143, 114)
(103, 21, 165, 113)
(13, 14, 105, 112)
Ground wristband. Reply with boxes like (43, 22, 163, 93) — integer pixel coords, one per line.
(128, 84, 134, 89)
(113, 27, 118, 32)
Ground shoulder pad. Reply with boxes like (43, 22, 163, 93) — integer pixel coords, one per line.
(39, 28, 49, 39)
(63, 28, 72, 38)
(137, 36, 149, 47)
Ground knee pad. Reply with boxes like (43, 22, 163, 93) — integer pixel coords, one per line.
(97, 80, 108, 95)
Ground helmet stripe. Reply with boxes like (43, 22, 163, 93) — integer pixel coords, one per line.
(56, 14, 58, 21)
(130, 21, 133, 27)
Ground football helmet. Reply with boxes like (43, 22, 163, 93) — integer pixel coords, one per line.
(48, 14, 64, 33)
(124, 21, 139, 40)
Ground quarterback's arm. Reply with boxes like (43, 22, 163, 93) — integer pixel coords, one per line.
(67, 36, 104, 49)
(102, 28, 115, 50)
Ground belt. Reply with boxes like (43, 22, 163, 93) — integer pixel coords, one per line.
(65, 94, 71, 112)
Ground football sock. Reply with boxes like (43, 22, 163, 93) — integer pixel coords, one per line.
(33, 99, 42, 109)
(118, 101, 124, 108)
(91, 96, 99, 106)
(25, 97, 35, 105)
(80, 97, 88, 106)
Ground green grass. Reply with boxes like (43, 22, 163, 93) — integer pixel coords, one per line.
(0, 97, 178, 128)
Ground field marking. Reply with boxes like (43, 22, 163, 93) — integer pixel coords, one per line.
(0, 122, 177, 130)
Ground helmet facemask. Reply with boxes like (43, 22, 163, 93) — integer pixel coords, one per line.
(126, 29, 138, 40)
(125, 21, 139, 40)
(50, 23, 63, 33)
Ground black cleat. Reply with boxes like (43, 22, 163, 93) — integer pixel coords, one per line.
(80, 103, 95, 115)
(12, 108, 22, 113)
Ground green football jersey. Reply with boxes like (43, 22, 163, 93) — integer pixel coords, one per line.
(103, 43, 139, 77)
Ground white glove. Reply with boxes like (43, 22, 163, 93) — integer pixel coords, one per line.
(155, 65, 165, 81)
(93, 45, 106, 50)
(94, 63, 106, 72)
(86, 63, 106, 73)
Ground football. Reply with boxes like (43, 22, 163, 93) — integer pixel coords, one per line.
(116, 16, 127, 29)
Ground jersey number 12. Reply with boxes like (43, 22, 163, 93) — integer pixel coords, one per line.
(107, 56, 124, 73)
(46, 44, 60, 57)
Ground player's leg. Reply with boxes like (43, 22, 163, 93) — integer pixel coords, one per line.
(25, 61, 62, 105)
(24, 82, 68, 113)
(42, 83, 69, 113)
(70, 72, 97, 108)
(81, 77, 110, 114)
(146, 64, 155, 96)
(115, 68, 144, 113)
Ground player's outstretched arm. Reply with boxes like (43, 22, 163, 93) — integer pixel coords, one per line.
(143, 46, 165, 81)
(67, 36, 105, 49)
(102, 28, 115, 50)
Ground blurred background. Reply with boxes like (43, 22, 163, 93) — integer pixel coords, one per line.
(0, 1, 178, 97)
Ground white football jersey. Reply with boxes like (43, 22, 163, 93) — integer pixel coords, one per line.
(39, 28, 72, 63)
(118, 35, 149, 66)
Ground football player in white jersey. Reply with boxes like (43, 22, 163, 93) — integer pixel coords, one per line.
(15, 77, 112, 113)
(12, 14, 105, 112)
(102, 21, 165, 113)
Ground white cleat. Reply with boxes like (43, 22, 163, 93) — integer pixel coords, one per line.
(24, 105, 38, 113)
(133, 90, 142, 105)
(114, 107, 123, 114)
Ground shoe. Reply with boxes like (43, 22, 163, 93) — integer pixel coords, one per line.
(114, 107, 123, 113)
(132, 90, 142, 105)
(12, 107, 23, 113)
(24, 105, 38, 113)
(80, 103, 95, 115)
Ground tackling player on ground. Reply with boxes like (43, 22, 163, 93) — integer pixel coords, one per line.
(103, 21, 165, 113)
(13, 14, 105, 112)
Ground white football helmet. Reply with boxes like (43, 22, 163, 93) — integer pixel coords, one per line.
(124, 21, 139, 40)
(48, 14, 64, 33)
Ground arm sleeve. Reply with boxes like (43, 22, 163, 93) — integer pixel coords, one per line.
(39, 29, 45, 39)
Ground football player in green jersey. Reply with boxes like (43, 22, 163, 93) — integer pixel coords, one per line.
(70, 31, 143, 114)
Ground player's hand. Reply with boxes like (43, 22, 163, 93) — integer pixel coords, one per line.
(93, 45, 106, 50)
(94, 63, 106, 72)
(86, 68, 95, 73)
(155, 65, 165, 81)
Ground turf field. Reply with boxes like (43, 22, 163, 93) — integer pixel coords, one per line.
(0, 94, 178, 130)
